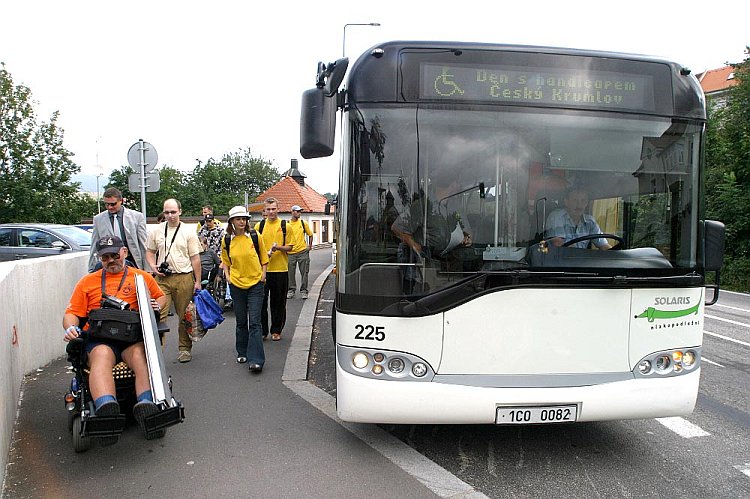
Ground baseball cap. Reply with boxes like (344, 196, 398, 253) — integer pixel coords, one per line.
(96, 236, 124, 255)
(204, 213, 215, 222)
(291, 205, 302, 212)
(228, 205, 250, 220)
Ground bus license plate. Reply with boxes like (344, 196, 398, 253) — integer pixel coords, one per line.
(496, 405, 578, 424)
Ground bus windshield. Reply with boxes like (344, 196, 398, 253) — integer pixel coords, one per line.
(340, 104, 701, 304)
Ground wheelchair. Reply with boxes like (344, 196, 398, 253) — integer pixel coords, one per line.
(63, 319, 185, 453)
(203, 265, 227, 307)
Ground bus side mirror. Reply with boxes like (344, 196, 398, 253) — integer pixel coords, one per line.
(704, 220, 725, 272)
(300, 87, 337, 158)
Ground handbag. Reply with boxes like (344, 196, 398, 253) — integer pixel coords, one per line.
(87, 308, 143, 343)
(194, 289, 225, 330)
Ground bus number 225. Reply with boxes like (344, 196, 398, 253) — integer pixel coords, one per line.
(354, 324, 385, 341)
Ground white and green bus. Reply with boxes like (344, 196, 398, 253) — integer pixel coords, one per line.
(301, 41, 726, 424)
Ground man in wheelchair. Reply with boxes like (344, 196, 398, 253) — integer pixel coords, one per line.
(63, 236, 167, 445)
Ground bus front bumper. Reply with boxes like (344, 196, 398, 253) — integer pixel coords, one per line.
(335, 364, 700, 424)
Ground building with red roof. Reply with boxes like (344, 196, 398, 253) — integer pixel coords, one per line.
(250, 159, 335, 246)
(697, 65, 739, 107)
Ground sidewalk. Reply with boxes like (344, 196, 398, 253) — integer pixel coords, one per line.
(2, 248, 439, 498)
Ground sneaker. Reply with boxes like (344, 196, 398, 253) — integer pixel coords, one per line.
(236, 356, 247, 364)
(133, 400, 165, 440)
(271, 333, 281, 341)
(223, 299, 233, 311)
(286, 290, 295, 299)
(177, 350, 192, 363)
(95, 401, 121, 446)
(249, 363, 263, 373)
(300, 290, 309, 299)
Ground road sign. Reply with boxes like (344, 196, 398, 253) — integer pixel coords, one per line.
(128, 172, 161, 192)
(127, 141, 158, 173)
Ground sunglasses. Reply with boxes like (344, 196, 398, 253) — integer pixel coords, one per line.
(163, 210, 179, 215)
(100, 253, 122, 262)
(104, 202, 119, 207)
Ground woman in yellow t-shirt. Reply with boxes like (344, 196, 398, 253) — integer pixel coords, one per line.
(221, 206, 269, 373)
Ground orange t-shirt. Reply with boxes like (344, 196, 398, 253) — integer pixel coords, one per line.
(65, 267, 165, 318)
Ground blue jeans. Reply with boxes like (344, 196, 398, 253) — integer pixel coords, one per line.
(230, 281, 265, 366)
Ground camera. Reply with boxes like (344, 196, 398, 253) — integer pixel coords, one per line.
(158, 261, 173, 275)
(101, 295, 130, 310)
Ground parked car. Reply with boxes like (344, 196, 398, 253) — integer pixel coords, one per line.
(0, 224, 92, 262)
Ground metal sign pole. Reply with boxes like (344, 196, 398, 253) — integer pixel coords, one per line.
(139, 139, 148, 218)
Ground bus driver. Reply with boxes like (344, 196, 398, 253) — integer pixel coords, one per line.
(545, 187, 612, 250)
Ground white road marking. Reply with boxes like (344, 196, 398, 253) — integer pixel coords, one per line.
(655, 417, 710, 438)
(316, 315, 332, 319)
(715, 303, 750, 313)
(718, 289, 750, 297)
(704, 330, 750, 348)
(705, 314, 750, 329)
(733, 463, 750, 478)
(701, 357, 725, 368)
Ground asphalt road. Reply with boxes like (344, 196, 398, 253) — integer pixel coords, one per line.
(309, 282, 750, 498)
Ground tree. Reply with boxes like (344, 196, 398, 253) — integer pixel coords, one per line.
(0, 63, 92, 223)
(705, 48, 750, 290)
(184, 148, 280, 216)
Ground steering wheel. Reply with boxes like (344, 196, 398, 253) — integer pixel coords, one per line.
(562, 233, 624, 249)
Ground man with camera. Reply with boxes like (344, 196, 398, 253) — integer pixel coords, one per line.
(145, 198, 203, 363)
(63, 236, 166, 441)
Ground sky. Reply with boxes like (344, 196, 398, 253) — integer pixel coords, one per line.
(2, 1, 747, 197)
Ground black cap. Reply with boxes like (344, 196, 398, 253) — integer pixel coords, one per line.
(204, 214, 215, 222)
(96, 236, 124, 255)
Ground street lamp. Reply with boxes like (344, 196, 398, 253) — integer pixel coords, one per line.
(96, 173, 104, 213)
(342, 22, 381, 57)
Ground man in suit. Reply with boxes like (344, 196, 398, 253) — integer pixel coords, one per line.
(89, 187, 148, 272)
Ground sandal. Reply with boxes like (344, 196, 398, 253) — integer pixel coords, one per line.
(271, 333, 281, 341)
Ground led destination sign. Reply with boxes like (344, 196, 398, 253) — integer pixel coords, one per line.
(421, 63, 655, 111)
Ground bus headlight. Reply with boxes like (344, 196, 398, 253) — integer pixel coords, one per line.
(655, 355, 671, 372)
(637, 360, 652, 375)
(338, 346, 435, 381)
(352, 352, 369, 369)
(388, 358, 405, 374)
(412, 363, 428, 377)
(633, 347, 700, 378)
(682, 350, 696, 367)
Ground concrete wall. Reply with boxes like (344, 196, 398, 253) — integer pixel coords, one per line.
(0, 253, 88, 480)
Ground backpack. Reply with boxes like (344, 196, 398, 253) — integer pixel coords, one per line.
(224, 228, 260, 265)
(258, 219, 286, 245)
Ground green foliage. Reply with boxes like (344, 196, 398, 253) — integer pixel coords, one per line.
(105, 148, 279, 218)
(705, 47, 750, 291)
(0, 64, 88, 224)
(184, 148, 280, 216)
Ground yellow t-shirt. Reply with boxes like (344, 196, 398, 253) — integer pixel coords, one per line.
(254, 218, 288, 273)
(288, 219, 313, 254)
(221, 232, 269, 289)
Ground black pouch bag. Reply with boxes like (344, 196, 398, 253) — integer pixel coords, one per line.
(87, 308, 143, 343)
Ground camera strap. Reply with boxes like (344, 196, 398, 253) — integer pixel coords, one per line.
(162, 222, 182, 265)
(101, 265, 129, 300)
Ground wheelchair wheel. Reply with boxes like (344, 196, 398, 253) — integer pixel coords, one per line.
(72, 415, 91, 453)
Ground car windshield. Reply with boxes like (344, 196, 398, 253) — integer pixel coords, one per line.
(55, 226, 92, 246)
(339, 105, 700, 302)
